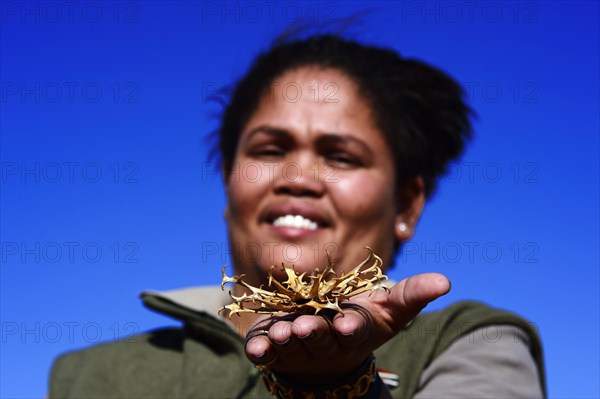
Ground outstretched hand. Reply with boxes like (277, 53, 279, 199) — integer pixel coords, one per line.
(244, 273, 451, 384)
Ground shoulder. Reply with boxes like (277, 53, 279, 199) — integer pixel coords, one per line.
(376, 301, 545, 398)
(49, 328, 185, 398)
(415, 300, 543, 369)
(48, 285, 248, 398)
(52, 327, 184, 366)
(414, 324, 544, 398)
(394, 300, 542, 354)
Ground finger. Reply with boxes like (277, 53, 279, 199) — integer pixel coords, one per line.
(333, 304, 371, 347)
(244, 315, 280, 366)
(245, 329, 275, 365)
(399, 273, 450, 308)
(268, 319, 301, 355)
(292, 315, 339, 356)
(386, 273, 451, 327)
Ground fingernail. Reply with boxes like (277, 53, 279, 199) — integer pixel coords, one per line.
(274, 337, 290, 346)
(254, 352, 265, 359)
(298, 331, 315, 340)
(341, 330, 356, 337)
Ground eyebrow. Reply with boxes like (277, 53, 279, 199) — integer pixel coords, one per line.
(242, 126, 289, 144)
(242, 125, 374, 157)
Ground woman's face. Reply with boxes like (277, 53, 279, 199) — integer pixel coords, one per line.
(225, 67, 415, 285)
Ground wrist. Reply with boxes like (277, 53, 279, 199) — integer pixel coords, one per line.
(258, 354, 382, 399)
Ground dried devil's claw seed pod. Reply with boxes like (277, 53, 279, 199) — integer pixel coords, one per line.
(219, 247, 389, 317)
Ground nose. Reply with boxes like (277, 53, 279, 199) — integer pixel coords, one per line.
(273, 153, 326, 198)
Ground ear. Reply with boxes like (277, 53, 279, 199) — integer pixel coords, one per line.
(394, 176, 426, 242)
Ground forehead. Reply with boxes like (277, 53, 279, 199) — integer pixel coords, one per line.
(242, 66, 382, 143)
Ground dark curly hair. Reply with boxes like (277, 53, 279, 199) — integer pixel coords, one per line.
(217, 34, 473, 198)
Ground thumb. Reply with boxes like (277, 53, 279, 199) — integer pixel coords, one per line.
(386, 273, 451, 328)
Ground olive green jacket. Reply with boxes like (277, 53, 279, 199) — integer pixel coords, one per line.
(49, 288, 546, 398)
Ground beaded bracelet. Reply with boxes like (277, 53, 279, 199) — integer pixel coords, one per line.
(257, 354, 382, 399)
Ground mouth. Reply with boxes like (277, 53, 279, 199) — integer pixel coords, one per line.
(272, 214, 318, 230)
(263, 203, 330, 233)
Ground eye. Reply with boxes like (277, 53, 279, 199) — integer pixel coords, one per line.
(249, 145, 285, 158)
(326, 152, 362, 168)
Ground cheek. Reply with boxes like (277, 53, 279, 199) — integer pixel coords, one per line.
(333, 171, 395, 222)
(226, 161, 271, 218)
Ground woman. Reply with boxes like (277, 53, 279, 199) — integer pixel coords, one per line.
(49, 34, 545, 398)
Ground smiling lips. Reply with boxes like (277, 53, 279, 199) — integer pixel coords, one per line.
(263, 203, 329, 235)
(273, 214, 318, 230)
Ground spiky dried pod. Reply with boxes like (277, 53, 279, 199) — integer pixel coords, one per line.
(219, 247, 389, 317)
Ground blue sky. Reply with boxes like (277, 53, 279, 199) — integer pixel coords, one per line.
(1, 1, 598, 398)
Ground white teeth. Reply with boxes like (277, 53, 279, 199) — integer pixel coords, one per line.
(272, 214, 318, 230)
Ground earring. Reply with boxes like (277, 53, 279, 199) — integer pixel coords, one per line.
(398, 223, 407, 233)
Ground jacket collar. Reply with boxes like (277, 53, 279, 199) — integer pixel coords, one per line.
(140, 285, 233, 326)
